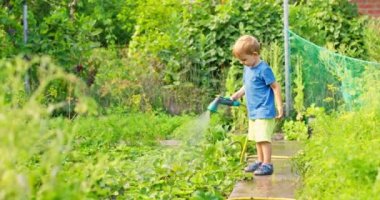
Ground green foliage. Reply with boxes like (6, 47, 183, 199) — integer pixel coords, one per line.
(72, 112, 192, 147)
(0, 56, 96, 115)
(2, 1, 380, 199)
(295, 109, 380, 199)
(225, 63, 247, 133)
(364, 18, 380, 62)
(283, 120, 308, 141)
(126, 0, 284, 113)
(293, 56, 305, 119)
(76, 0, 137, 46)
(3, 0, 375, 115)
(289, 28, 380, 112)
(32, 9, 101, 67)
(305, 104, 326, 118)
(127, 0, 209, 113)
(0, 56, 241, 198)
(1, 0, 137, 63)
(40, 78, 75, 116)
(359, 64, 380, 109)
(192, 0, 283, 65)
(290, 0, 367, 58)
(0, 27, 16, 57)
(87, 48, 139, 110)
(261, 41, 284, 92)
(3, 111, 242, 199)
(182, 0, 283, 87)
(294, 66, 380, 198)
(0, 56, 97, 199)
(0, 2, 24, 57)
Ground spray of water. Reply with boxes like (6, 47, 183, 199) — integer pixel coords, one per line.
(171, 111, 211, 146)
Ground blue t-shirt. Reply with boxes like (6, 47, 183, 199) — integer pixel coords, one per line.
(243, 61, 276, 119)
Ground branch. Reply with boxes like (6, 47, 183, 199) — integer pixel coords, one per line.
(68, 0, 79, 20)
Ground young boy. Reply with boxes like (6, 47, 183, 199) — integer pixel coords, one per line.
(230, 35, 283, 176)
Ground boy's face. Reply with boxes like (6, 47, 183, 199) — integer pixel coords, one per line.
(236, 53, 259, 67)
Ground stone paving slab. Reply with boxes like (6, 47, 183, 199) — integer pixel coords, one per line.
(246, 158, 298, 178)
(271, 140, 302, 157)
(229, 159, 300, 200)
(229, 179, 298, 200)
(228, 141, 301, 200)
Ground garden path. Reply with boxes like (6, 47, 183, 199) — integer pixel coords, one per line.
(228, 140, 301, 200)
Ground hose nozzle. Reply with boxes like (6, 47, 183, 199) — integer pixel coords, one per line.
(207, 96, 240, 113)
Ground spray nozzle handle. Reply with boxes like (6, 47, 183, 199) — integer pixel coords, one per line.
(217, 97, 241, 106)
(207, 96, 240, 113)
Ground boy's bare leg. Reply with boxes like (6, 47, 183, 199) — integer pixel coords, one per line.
(256, 143, 264, 162)
(261, 142, 272, 164)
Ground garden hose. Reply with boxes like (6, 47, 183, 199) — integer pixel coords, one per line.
(227, 137, 248, 164)
(240, 137, 248, 163)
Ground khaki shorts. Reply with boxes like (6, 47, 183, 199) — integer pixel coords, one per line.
(248, 119, 275, 143)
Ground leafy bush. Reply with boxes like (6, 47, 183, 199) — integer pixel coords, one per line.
(0, 4, 24, 57)
(283, 120, 308, 141)
(0, 56, 96, 199)
(126, 0, 284, 114)
(290, 0, 367, 58)
(295, 109, 380, 199)
(364, 18, 380, 62)
(86, 48, 136, 109)
(294, 67, 380, 199)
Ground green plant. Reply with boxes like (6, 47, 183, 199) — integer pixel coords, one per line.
(47, 111, 242, 199)
(295, 69, 380, 198)
(0, 3, 24, 57)
(293, 56, 305, 120)
(290, 0, 367, 58)
(0, 55, 243, 198)
(305, 104, 326, 118)
(225, 62, 247, 133)
(364, 18, 380, 62)
(283, 120, 308, 141)
(0, 56, 96, 199)
(295, 109, 380, 199)
(261, 41, 284, 92)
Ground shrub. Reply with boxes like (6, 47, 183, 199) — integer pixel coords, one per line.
(0, 56, 96, 199)
(283, 120, 308, 141)
(290, 0, 367, 58)
(364, 18, 380, 62)
(295, 66, 380, 199)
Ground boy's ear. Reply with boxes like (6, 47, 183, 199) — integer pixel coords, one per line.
(252, 52, 259, 56)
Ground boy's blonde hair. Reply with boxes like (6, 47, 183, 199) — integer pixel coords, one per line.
(232, 35, 261, 58)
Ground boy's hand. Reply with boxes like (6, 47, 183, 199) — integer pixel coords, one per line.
(276, 108, 284, 119)
(230, 94, 238, 101)
(231, 86, 245, 101)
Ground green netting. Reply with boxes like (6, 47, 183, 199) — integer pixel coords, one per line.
(289, 30, 380, 111)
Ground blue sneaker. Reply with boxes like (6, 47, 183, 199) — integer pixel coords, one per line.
(254, 163, 273, 176)
(244, 161, 262, 172)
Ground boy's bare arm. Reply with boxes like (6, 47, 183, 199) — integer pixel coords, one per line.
(231, 86, 245, 100)
(270, 82, 283, 119)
